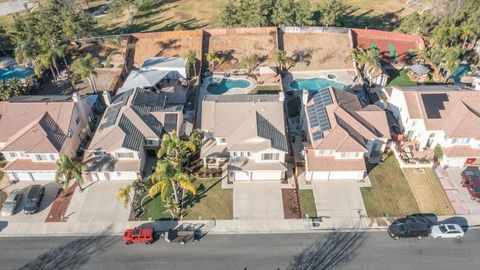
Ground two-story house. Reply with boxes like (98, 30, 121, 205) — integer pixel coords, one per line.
(300, 88, 389, 181)
(200, 94, 288, 181)
(0, 94, 92, 181)
(388, 86, 480, 167)
(83, 88, 183, 181)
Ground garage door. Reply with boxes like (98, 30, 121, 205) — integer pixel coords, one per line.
(108, 171, 138, 181)
(234, 171, 250, 181)
(251, 171, 282, 181)
(31, 172, 56, 181)
(312, 171, 330, 180)
(329, 171, 364, 180)
(447, 157, 466, 167)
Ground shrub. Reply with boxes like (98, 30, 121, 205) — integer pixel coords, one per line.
(434, 144, 443, 164)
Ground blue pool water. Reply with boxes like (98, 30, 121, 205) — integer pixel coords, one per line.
(207, 78, 251, 95)
(290, 78, 345, 92)
(0, 68, 35, 81)
(451, 64, 469, 83)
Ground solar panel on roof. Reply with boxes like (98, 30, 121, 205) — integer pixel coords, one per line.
(312, 131, 323, 140)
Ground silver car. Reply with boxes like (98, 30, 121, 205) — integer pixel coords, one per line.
(430, 224, 465, 239)
(1, 189, 23, 216)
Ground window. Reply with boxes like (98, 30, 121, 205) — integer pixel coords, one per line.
(35, 154, 48, 161)
(261, 153, 280, 161)
(9, 152, 17, 158)
(247, 152, 251, 157)
(145, 139, 157, 146)
(93, 151, 105, 157)
(240, 152, 245, 157)
(49, 154, 55, 160)
(316, 150, 334, 156)
(219, 138, 227, 144)
(115, 152, 134, 159)
(340, 152, 361, 158)
(451, 138, 458, 144)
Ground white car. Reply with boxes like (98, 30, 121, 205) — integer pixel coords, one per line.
(430, 224, 465, 239)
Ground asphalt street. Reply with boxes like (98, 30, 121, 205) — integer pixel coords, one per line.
(0, 229, 479, 270)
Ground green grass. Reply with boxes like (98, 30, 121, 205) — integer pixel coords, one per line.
(361, 154, 420, 217)
(298, 189, 317, 218)
(140, 178, 232, 221)
(287, 97, 301, 118)
(249, 85, 282, 94)
(0, 190, 6, 209)
(386, 69, 418, 87)
(403, 168, 455, 216)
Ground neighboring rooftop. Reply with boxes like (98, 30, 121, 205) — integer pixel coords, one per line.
(0, 95, 80, 153)
(352, 28, 425, 64)
(280, 27, 354, 71)
(393, 86, 480, 139)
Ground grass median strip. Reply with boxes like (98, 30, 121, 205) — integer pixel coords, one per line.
(298, 189, 317, 218)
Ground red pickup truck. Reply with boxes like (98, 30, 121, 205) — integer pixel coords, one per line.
(123, 226, 155, 245)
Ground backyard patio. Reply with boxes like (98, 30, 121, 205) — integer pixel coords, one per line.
(393, 140, 434, 168)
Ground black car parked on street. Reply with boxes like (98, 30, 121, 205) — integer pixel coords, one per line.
(388, 216, 431, 240)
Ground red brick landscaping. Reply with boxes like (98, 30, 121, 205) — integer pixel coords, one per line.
(45, 183, 77, 222)
(282, 188, 301, 219)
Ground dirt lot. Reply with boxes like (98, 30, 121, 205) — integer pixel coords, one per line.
(281, 30, 354, 71)
(205, 28, 278, 71)
(131, 30, 203, 69)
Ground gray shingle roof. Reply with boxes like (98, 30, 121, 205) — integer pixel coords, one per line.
(256, 112, 288, 152)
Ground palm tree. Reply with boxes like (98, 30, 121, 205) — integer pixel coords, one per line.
(441, 46, 464, 82)
(116, 184, 133, 208)
(53, 44, 69, 68)
(157, 131, 197, 171)
(55, 154, 87, 196)
(163, 195, 181, 219)
(205, 50, 221, 71)
(274, 49, 287, 71)
(186, 50, 197, 77)
(241, 54, 258, 76)
(72, 53, 100, 92)
(35, 51, 57, 81)
(460, 24, 477, 49)
(149, 160, 197, 209)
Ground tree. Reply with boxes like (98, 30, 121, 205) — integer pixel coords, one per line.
(319, 0, 345, 27)
(163, 195, 181, 219)
(72, 53, 100, 92)
(0, 25, 10, 55)
(441, 45, 464, 82)
(274, 49, 295, 71)
(116, 184, 133, 208)
(460, 24, 477, 49)
(55, 154, 87, 196)
(186, 50, 197, 77)
(157, 131, 197, 171)
(241, 54, 258, 76)
(0, 78, 26, 101)
(205, 51, 221, 71)
(397, 11, 437, 36)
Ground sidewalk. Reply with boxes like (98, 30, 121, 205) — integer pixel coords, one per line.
(2, 214, 480, 237)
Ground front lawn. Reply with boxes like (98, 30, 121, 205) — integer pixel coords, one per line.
(403, 168, 455, 216)
(386, 69, 418, 87)
(298, 189, 317, 218)
(140, 178, 233, 221)
(0, 190, 6, 208)
(361, 154, 420, 217)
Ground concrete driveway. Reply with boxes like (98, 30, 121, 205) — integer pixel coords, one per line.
(0, 181, 60, 223)
(66, 181, 132, 223)
(312, 182, 366, 222)
(442, 168, 480, 215)
(233, 182, 284, 220)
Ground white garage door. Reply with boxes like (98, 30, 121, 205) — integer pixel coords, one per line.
(31, 172, 56, 181)
(447, 157, 466, 167)
(234, 171, 250, 181)
(251, 171, 282, 181)
(109, 171, 138, 181)
(329, 171, 364, 180)
(312, 171, 330, 180)
(9, 172, 33, 181)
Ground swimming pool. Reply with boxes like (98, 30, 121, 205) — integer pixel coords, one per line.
(207, 77, 251, 95)
(289, 77, 345, 92)
(0, 67, 35, 81)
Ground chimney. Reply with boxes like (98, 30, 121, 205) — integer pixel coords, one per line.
(278, 91, 285, 102)
(301, 89, 309, 105)
(102, 91, 111, 106)
(72, 92, 90, 136)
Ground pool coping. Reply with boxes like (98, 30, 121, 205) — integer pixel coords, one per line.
(205, 75, 257, 95)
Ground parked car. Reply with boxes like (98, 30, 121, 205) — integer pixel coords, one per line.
(23, 185, 45, 215)
(430, 224, 464, 239)
(123, 226, 155, 245)
(387, 216, 431, 240)
(461, 174, 480, 202)
(1, 189, 23, 216)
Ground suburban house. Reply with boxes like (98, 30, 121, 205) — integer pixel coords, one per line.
(300, 88, 390, 181)
(200, 94, 289, 181)
(388, 85, 480, 167)
(83, 88, 183, 181)
(0, 94, 93, 181)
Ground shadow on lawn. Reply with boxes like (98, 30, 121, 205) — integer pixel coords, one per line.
(182, 179, 220, 210)
(287, 229, 366, 270)
(18, 225, 116, 270)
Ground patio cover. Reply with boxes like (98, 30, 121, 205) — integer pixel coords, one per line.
(118, 69, 169, 93)
(259, 66, 278, 76)
(141, 56, 187, 79)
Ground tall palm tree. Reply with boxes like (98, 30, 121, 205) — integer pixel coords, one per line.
(53, 44, 69, 68)
(35, 51, 57, 81)
(441, 46, 464, 82)
(274, 49, 287, 71)
(116, 184, 133, 208)
(205, 50, 220, 71)
(149, 160, 197, 209)
(157, 131, 197, 171)
(186, 50, 197, 77)
(460, 24, 477, 49)
(241, 54, 258, 76)
(55, 154, 87, 196)
(72, 53, 100, 92)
